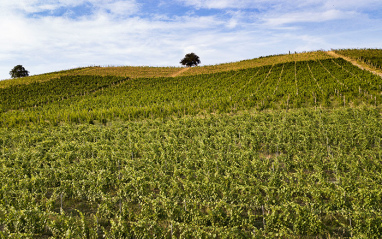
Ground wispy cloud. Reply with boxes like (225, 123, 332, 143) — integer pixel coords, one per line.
(178, 0, 382, 10)
(0, 0, 381, 80)
(176, 0, 262, 9)
(264, 9, 357, 27)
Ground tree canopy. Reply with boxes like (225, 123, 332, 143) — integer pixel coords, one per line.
(180, 53, 201, 67)
(10, 65, 29, 78)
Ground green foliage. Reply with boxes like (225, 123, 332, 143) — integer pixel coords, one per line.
(335, 48, 382, 69)
(1, 49, 382, 237)
(0, 75, 127, 112)
(1, 58, 382, 126)
(9, 65, 29, 78)
(180, 53, 201, 67)
(1, 108, 382, 237)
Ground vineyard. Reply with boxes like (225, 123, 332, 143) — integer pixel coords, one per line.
(0, 51, 331, 88)
(335, 49, 382, 70)
(1, 49, 382, 238)
(179, 51, 333, 77)
(1, 57, 382, 127)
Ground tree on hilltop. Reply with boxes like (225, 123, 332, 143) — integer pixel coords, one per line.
(180, 53, 201, 67)
(10, 65, 29, 78)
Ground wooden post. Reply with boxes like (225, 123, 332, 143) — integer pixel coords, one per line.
(60, 193, 63, 212)
(314, 93, 317, 110)
(118, 159, 121, 180)
(350, 216, 352, 237)
(287, 95, 290, 111)
(262, 205, 266, 229)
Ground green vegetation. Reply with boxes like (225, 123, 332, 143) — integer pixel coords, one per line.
(0, 66, 181, 89)
(0, 67, 96, 89)
(1, 49, 382, 238)
(180, 50, 333, 76)
(0, 51, 331, 88)
(180, 53, 201, 67)
(1, 58, 382, 127)
(1, 108, 382, 238)
(0, 75, 127, 112)
(335, 49, 382, 69)
(9, 65, 29, 79)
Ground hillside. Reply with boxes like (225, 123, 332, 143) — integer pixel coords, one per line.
(0, 50, 331, 88)
(1, 49, 382, 238)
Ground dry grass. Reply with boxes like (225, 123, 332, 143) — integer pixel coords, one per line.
(74, 66, 182, 78)
(0, 50, 334, 88)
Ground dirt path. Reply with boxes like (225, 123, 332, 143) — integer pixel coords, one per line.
(171, 67, 190, 77)
(327, 51, 382, 78)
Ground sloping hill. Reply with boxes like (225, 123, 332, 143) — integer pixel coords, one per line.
(1, 55, 381, 126)
(0, 67, 94, 88)
(1, 49, 382, 238)
(0, 50, 332, 88)
(333, 49, 382, 77)
(179, 50, 333, 76)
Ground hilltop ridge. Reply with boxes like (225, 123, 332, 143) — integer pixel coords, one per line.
(1, 49, 382, 127)
(0, 50, 332, 88)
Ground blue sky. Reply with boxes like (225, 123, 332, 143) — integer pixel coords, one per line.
(1, 0, 382, 80)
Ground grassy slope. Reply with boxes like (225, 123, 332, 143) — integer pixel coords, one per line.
(0, 67, 95, 88)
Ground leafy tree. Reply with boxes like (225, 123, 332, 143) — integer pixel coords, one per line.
(180, 53, 201, 67)
(9, 65, 29, 78)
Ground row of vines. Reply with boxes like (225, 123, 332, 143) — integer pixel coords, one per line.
(1, 107, 382, 237)
(1, 58, 382, 127)
(1, 50, 382, 237)
(335, 49, 382, 69)
(0, 75, 127, 112)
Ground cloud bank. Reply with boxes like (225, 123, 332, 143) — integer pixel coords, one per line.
(0, 0, 381, 80)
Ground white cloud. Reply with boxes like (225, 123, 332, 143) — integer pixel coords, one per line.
(0, 2, 227, 79)
(0, 0, 140, 17)
(102, 1, 140, 16)
(177, 0, 382, 10)
(0, 0, 81, 13)
(177, 0, 269, 9)
(264, 9, 357, 26)
(0, 0, 382, 80)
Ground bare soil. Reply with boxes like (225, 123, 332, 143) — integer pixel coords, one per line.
(171, 67, 191, 77)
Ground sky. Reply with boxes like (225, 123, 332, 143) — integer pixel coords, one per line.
(1, 0, 382, 80)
